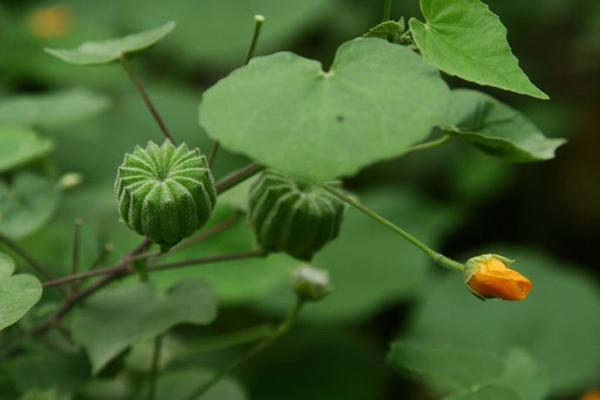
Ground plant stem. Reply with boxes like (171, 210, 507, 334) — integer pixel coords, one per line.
(0, 232, 54, 280)
(32, 248, 264, 337)
(148, 335, 163, 400)
(42, 251, 160, 288)
(321, 186, 464, 272)
(209, 15, 265, 167)
(185, 299, 304, 400)
(150, 250, 266, 272)
(119, 56, 176, 145)
(403, 134, 452, 155)
(216, 162, 264, 194)
(187, 324, 275, 354)
(383, 0, 392, 21)
(69, 218, 82, 295)
(173, 211, 242, 252)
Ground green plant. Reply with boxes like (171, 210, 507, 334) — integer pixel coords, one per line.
(1, 1, 597, 399)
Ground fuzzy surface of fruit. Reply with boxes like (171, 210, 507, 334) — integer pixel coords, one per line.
(115, 141, 216, 249)
(248, 169, 345, 261)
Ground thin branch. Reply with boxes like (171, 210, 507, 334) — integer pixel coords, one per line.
(0, 232, 54, 280)
(42, 250, 160, 289)
(150, 250, 266, 272)
(119, 56, 176, 145)
(148, 335, 163, 400)
(69, 218, 83, 294)
(32, 248, 264, 337)
(173, 211, 243, 252)
(216, 163, 264, 194)
(209, 15, 265, 167)
(185, 298, 304, 399)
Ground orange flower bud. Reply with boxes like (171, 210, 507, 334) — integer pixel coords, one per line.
(464, 254, 532, 301)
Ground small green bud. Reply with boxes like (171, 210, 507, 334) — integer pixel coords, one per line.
(115, 141, 216, 249)
(248, 169, 345, 261)
(58, 172, 83, 191)
(291, 265, 332, 302)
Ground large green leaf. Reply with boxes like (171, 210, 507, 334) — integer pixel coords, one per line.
(445, 90, 565, 162)
(407, 247, 600, 394)
(0, 253, 43, 331)
(0, 89, 110, 130)
(69, 279, 217, 373)
(0, 127, 54, 173)
(199, 38, 451, 180)
(258, 187, 459, 323)
(45, 21, 175, 65)
(409, 0, 548, 99)
(387, 344, 548, 400)
(0, 170, 59, 239)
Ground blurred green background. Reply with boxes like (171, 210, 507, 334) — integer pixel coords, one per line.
(0, 0, 598, 399)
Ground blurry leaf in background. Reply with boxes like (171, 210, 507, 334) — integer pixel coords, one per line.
(8, 348, 89, 396)
(446, 90, 566, 162)
(200, 38, 451, 180)
(156, 368, 246, 400)
(123, 0, 335, 68)
(409, 0, 548, 99)
(258, 187, 459, 323)
(388, 344, 549, 400)
(0, 89, 110, 131)
(0, 253, 42, 331)
(0, 126, 54, 173)
(245, 328, 390, 400)
(0, 170, 59, 239)
(19, 388, 70, 400)
(69, 279, 217, 373)
(154, 206, 295, 304)
(406, 247, 600, 395)
(45, 21, 175, 65)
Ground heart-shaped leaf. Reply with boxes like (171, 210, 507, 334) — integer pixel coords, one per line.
(0, 171, 59, 239)
(45, 21, 175, 65)
(0, 89, 110, 130)
(70, 279, 217, 373)
(0, 253, 43, 331)
(445, 90, 565, 162)
(409, 0, 548, 99)
(199, 38, 451, 181)
(0, 127, 54, 173)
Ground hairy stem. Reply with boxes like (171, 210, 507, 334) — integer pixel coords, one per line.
(0, 232, 55, 280)
(148, 335, 163, 400)
(383, 0, 392, 21)
(321, 186, 464, 272)
(32, 247, 264, 337)
(185, 299, 304, 399)
(69, 218, 82, 295)
(119, 56, 176, 145)
(216, 162, 264, 194)
(209, 15, 265, 167)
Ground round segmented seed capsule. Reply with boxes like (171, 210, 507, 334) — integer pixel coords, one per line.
(115, 141, 216, 250)
(248, 169, 345, 261)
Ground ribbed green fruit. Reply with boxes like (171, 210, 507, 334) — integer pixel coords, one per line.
(248, 170, 345, 261)
(115, 141, 216, 249)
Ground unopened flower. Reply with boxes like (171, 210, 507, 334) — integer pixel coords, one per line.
(291, 265, 332, 302)
(464, 254, 531, 301)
